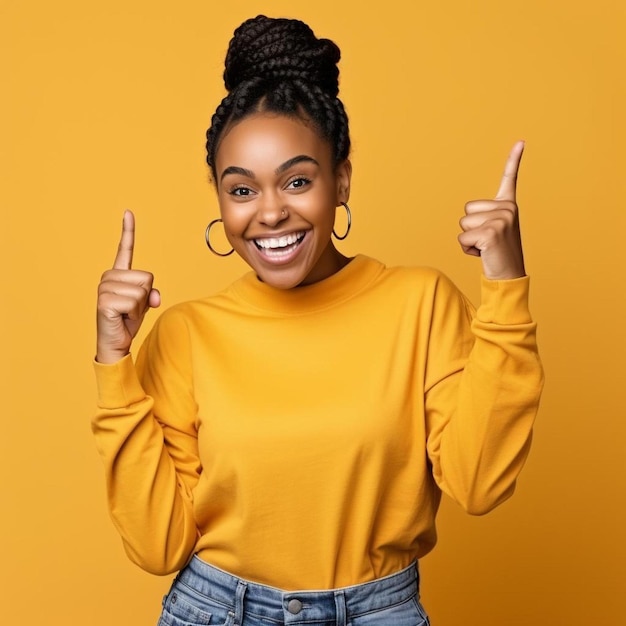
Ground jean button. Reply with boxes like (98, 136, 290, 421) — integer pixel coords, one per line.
(287, 599, 303, 614)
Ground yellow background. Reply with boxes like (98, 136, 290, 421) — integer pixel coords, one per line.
(1, 0, 624, 624)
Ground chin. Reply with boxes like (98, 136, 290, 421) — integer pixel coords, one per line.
(255, 266, 310, 290)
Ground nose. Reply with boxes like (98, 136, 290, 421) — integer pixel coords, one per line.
(257, 191, 288, 227)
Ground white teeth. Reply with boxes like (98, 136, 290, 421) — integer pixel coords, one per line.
(255, 232, 304, 249)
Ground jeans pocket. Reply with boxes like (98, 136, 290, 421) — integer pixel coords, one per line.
(158, 588, 234, 626)
(350, 596, 430, 626)
(412, 597, 430, 625)
(158, 590, 211, 625)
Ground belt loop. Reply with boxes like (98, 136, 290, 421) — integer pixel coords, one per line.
(334, 590, 347, 626)
(233, 580, 247, 626)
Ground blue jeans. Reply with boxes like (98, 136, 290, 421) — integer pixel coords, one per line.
(157, 556, 430, 626)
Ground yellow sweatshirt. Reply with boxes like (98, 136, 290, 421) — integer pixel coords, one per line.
(92, 255, 543, 590)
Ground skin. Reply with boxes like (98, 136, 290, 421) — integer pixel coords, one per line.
(96, 121, 526, 364)
(96, 210, 161, 364)
(215, 113, 352, 290)
(458, 140, 526, 280)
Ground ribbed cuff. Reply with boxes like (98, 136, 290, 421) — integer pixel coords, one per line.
(93, 354, 146, 408)
(476, 275, 533, 325)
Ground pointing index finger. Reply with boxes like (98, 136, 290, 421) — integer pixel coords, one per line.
(113, 210, 135, 269)
(495, 140, 525, 201)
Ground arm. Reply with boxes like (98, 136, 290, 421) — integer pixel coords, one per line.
(424, 273, 543, 514)
(92, 212, 199, 574)
(425, 142, 544, 514)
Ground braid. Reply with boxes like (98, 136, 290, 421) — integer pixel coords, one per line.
(206, 15, 350, 181)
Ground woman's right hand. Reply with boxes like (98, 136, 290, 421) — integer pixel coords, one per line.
(96, 210, 161, 364)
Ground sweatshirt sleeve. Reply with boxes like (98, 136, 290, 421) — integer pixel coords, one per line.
(91, 308, 200, 574)
(424, 274, 544, 515)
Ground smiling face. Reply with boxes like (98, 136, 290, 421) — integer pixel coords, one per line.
(215, 113, 351, 290)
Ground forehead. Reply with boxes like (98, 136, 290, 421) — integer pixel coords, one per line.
(215, 113, 332, 172)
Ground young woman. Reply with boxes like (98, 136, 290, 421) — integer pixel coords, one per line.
(93, 15, 543, 626)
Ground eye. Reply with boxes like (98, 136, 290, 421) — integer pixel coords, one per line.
(228, 185, 253, 197)
(286, 176, 311, 190)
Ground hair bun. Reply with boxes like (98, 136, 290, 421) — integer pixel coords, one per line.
(223, 15, 341, 97)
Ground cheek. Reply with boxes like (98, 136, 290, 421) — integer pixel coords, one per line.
(223, 216, 248, 241)
(292, 189, 336, 220)
(219, 199, 250, 236)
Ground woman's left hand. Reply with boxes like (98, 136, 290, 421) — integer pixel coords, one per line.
(458, 141, 526, 280)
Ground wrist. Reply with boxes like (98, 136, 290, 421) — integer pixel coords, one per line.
(95, 347, 130, 364)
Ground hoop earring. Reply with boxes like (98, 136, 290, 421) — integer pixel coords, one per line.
(332, 202, 352, 240)
(205, 219, 234, 257)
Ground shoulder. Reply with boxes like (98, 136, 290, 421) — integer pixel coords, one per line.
(139, 290, 225, 348)
(371, 258, 464, 299)
(382, 263, 450, 285)
(152, 280, 243, 326)
(136, 295, 221, 368)
(361, 257, 474, 323)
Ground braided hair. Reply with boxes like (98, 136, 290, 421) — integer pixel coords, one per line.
(206, 15, 351, 181)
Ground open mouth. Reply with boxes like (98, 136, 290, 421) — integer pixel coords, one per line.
(254, 231, 306, 258)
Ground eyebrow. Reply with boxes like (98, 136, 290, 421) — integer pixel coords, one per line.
(220, 155, 319, 182)
(276, 155, 319, 174)
(220, 166, 254, 182)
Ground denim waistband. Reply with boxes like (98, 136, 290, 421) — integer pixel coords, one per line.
(174, 556, 419, 624)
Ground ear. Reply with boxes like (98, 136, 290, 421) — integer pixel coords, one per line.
(335, 159, 352, 204)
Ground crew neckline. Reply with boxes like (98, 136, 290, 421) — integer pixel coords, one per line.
(226, 254, 385, 315)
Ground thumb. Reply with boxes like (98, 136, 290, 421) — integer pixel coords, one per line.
(148, 288, 161, 309)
